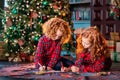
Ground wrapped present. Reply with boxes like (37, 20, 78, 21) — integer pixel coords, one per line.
(111, 52, 120, 62)
(116, 42, 120, 53)
(106, 40, 115, 52)
(111, 52, 117, 62)
(117, 53, 120, 62)
(110, 32, 120, 41)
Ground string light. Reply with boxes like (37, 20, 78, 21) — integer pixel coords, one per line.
(26, 1, 29, 3)
(26, 5, 29, 8)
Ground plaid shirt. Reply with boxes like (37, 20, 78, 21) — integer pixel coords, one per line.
(75, 52, 112, 72)
(34, 35, 61, 68)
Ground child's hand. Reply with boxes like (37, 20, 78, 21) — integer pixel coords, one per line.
(61, 67, 66, 72)
(61, 67, 71, 72)
(71, 66, 79, 73)
(39, 66, 45, 71)
(47, 67, 52, 71)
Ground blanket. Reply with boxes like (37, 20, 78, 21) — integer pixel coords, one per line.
(0, 63, 120, 80)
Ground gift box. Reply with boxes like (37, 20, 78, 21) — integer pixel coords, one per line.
(117, 53, 120, 62)
(116, 42, 120, 53)
(111, 52, 120, 62)
(110, 32, 120, 41)
(106, 40, 115, 52)
(106, 40, 116, 62)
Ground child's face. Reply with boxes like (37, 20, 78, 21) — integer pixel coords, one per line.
(82, 37, 91, 49)
(54, 29, 63, 40)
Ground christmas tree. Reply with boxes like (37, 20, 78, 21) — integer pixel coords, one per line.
(1, 0, 74, 59)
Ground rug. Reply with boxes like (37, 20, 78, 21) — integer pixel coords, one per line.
(0, 63, 120, 80)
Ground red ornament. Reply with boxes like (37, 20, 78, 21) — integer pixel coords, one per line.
(53, 5, 59, 10)
(43, 16, 47, 20)
(7, 18, 12, 26)
(18, 39, 25, 46)
(31, 12, 38, 19)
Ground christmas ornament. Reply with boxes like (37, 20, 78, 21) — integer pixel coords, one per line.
(31, 12, 38, 19)
(6, 18, 12, 26)
(34, 36, 39, 41)
(52, 4, 58, 10)
(43, 16, 47, 20)
(11, 25, 17, 30)
(62, 12, 66, 16)
(18, 39, 25, 46)
(42, 1, 48, 6)
(12, 8, 18, 14)
(60, 11, 66, 17)
(37, 18, 43, 23)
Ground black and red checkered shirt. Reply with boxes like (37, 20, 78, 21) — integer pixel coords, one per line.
(34, 35, 61, 68)
(75, 52, 112, 72)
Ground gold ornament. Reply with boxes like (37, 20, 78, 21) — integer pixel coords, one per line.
(62, 12, 66, 16)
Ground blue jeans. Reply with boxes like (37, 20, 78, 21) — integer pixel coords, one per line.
(53, 57, 74, 70)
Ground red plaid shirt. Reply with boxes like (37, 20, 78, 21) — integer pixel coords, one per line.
(75, 52, 112, 72)
(34, 35, 61, 68)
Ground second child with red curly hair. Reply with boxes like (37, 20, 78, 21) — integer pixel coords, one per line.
(62, 27, 112, 72)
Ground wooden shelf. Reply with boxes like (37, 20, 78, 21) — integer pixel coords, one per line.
(91, 0, 120, 40)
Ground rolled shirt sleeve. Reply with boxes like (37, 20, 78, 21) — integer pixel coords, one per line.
(34, 37, 45, 67)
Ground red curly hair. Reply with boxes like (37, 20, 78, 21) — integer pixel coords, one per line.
(74, 28, 84, 59)
(42, 17, 71, 44)
(77, 27, 110, 61)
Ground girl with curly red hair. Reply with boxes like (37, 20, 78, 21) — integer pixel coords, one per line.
(62, 27, 112, 72)
(34, 17, 74, 71)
